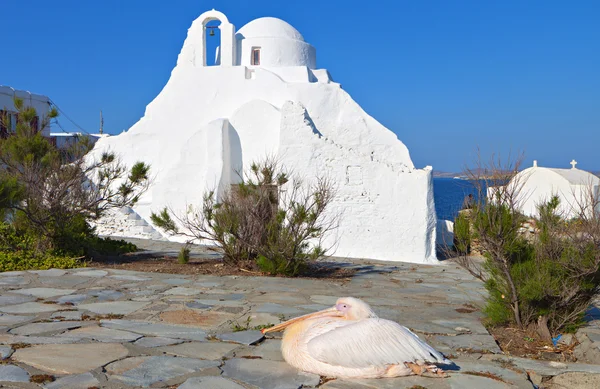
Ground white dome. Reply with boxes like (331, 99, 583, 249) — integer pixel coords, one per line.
(236, 17, 305, 42)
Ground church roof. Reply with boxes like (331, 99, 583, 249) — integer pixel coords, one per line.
(545, 168, 600, 185)
(236, 17, 305, 42)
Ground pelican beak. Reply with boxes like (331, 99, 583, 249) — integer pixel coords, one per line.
(261, 307, 341, 334)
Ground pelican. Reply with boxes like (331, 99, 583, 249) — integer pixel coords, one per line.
(261, 297, 453, 379)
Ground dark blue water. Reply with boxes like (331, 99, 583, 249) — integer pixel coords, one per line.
(433, 178, 478, 221)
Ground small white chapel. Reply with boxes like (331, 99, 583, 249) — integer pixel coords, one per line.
(89, 9, 438, 263)
(508, 160, 600, 219)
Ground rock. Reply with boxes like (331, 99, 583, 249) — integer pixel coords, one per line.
(542, 371, 600, 389)
(29, 269, 67, 277)
(217, 330, 265, 345)
(481, 354, 600, 376)
(0, 276, 27, 285)
(73, 269, 108, 277)
(101, 319, 207, 341)
(0, 346, 13, 359)
(158, 341, 239, 360)
(448, 374, 512, 388)
(433, 334, 502, 353)
(109, 274, 151, 281)
(10, 321, 85, 336)
(162, 278, 191, 285)
(88, 289, 124, 301)
(78, 301, 149, 314)
(0, 294, 36, 305)
(160, 310, 235, 328)
(256, 303, 305, 315)
(161, 287, 203, 295)
(12, 343, 129, 374)
(0, 313, 34, 326)
(51, 310, 83, 321)
(235, 339, 284, 361)
(59, 325, 143, 342)
(222, 358, 320, 389)
(133, 336, 185, 348)
(12, 287, 76, 298)
(0, 364, 30, 382)
(44, 372, 100, 389)
(106, 356, 220, 387)
(179, 376, 246, 389)
(56, 294, 87, 305)
(186, 301, 213, 310)
(0, 302, 62, 314)
(0, 334, 84, 344)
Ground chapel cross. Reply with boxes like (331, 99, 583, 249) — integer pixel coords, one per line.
(570, 159, 578, 169)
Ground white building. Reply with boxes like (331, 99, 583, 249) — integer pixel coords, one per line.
(49, 132, 107, 150)
(0, 86, 53, 137)
(90, 9, 438, 263)
(503, 160, 600, 219)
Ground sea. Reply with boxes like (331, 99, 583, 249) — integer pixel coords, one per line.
(433, 178, 477, 221)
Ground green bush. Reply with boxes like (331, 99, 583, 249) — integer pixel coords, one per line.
(453, 212, 471, 254)
(0, 96, 149, 270)
(152, 158, 338, 277)
(461, 192, 600, 340)
(0, 251, 83, 272)
(84, 236, 138, 256)
(178, 246, 190, 264)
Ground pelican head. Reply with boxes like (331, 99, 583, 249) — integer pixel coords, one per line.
(261, 297, 377, 334)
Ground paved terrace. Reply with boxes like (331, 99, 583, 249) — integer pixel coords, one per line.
(0, 240, 599, 388)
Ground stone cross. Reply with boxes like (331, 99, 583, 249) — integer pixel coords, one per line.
(570, 159, 578, 169)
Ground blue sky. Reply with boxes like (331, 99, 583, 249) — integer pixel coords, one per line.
(1, 0, 598, 172)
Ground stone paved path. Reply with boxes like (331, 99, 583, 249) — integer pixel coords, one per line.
(0, 240, 599, 388)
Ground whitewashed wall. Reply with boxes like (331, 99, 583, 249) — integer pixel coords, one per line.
(90, 11, 438, 263)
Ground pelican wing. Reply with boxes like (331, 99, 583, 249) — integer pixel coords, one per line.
(307, 318, 450, 368)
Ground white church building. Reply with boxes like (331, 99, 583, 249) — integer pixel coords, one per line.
(504, 160, 600, 219)
(90, 9, 438, 263)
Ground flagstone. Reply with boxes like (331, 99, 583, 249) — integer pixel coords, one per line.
(73, 269, 108, 277)
(0, 334, 84, 345)
(133, 336, 185, 348)
(106, 356, 220, 387)
(109, 275, 151, 281)
(0, 302, 62, 314)
(44, 372, 101, 389)
(222, 358, 320, 389)
(0, 294, 36, 306)
(12, 343, 129, 374)
(161, 287, 203, 296)
(158, 341, 239, 360)
(100, 319, 207, 341)
(0, 364, 30, 383)
(0, 346, 13, 359)
(0, 276, 28, 285)
(217, 330, 264, 345)
(78, 301, 149, 315)
(10, 321, 85, 336)
(51, 310, 83, 321)
(179, 376, 246, 389)
(59, 325, 142, 342)
(0, 313, 34, 326)
(29, 269, 67, 277)
(12, 287, 76, 298)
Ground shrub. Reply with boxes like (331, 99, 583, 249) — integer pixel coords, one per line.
(152, 158, 338, 276)
(0, 249, 83, 272)
(0, 97, 149, 266)
(178, 246, 190, 264)
(458, 153, 600, 341)
(453, 212, 471, 254)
